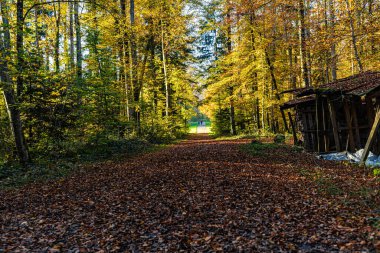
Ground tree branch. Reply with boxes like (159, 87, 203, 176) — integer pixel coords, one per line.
(23, 0, 119, 21)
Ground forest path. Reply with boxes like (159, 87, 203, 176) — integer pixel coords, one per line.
(0, 135, 379, 252)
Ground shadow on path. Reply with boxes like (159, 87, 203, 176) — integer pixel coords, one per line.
(0, 135, 378, 252)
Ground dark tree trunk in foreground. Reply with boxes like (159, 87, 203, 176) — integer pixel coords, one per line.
(74, 1, 82, 79)
(16, 0, 24, 97)
(1, 1, 30, 164)
(54, 2, 61, 73)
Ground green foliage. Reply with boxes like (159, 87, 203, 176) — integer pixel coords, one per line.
(188, 122, 198, 134)
(369, 216, 380, 230)
(211, 109, 231, 136)
(0, 137, 159, 189)
(373, 168, 380, 177)
(313, 173, 343, 196)
(0, 0, 197, 166)
(274, 134, 286, 144)
(241, 141, 279, 156)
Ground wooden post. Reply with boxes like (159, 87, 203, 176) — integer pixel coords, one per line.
(288, 111, 298, 145)
(344, 100, 356, 151)
(322, 100, 329, 152)
(328, 99, 341, 151)
(307, 112, 315, 150)
(366, 96, 375, 126)
(316, 95, 321, 153)
(351, 103, 361, 148)
(360, 109, 380, 166)
(301, 112, 311, 150)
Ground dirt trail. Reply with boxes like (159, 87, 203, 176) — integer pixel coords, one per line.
(0, 134, 379, 252)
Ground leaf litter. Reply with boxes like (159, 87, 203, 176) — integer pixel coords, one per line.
(0, 134, 379, 252)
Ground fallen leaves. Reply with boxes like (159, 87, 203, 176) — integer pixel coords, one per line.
(0, 135, 379, 252)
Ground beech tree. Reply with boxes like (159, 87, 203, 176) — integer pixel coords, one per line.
(201, 0, 380, 135)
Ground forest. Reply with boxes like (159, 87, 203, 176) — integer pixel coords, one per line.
(1, 0, 380, 166)
(0, 0, 197, 168)
(0, 0, 380, 251)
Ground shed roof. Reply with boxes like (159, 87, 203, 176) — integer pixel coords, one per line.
(296, 71, 380, 97)
(280, 95, 315, 110)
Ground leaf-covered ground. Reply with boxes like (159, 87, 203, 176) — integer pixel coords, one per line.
(1, 134, 379, 252)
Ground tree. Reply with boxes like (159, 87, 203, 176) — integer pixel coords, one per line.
(0, 0, 30, 164)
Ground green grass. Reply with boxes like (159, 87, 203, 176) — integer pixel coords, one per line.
(188, 121, 212, 134)
(240, 141, 280, 156)
(189, 122, 198, 134)
(216, 134, 257, 140)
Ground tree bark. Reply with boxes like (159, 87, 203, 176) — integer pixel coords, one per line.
(74, 1, 82, 78)
(345, 0, 363, 72)
(54, 2, 61, 73)
(16, 0, 24, 97)
(226, 0, 236, 135)
(368, 0, 375, 55)
(1, 1, 30, 164)
(298, 0, 310, 87)
(69, 2, 75, 70)
(329, 0, 337, 80)
(119, 0, 130, 121)
(161, 19, 170, 118)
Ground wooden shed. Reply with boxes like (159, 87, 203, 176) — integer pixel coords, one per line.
(281, 71, 380, 155)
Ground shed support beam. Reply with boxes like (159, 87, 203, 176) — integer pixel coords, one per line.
(316, 95, 321, 153)
(344, 101, 356, 152)
(360, 109, 380, 166)
(328, 99, 341, 151)
(366, 96, 375, 126)
(322, 100, 329, 152)
(351, 105, 361, 148)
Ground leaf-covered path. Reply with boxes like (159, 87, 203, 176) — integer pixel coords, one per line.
(1, 135, 379, 252)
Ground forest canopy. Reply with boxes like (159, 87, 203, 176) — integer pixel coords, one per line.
(0, 0, 197, 165)
(199, 0, 380, 136)
(0, 0, 380, 165)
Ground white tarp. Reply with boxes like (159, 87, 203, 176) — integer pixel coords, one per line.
(318, 149, 380, 167)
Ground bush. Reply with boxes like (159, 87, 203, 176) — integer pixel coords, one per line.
(211, 109, 231, 136)
(274, 134, 286, 144)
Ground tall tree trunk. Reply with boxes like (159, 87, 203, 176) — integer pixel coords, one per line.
(74, 1, 82, 78)
(161, 19, 170, 118)
(368, 0, 375, 55)
(256, 98, 261, 129)
(345, 0, 363, 72)
(35, 3, 40, 52)
(265, 50, 280, 99)
(54, 2, 61, 73)
(16, 0, 24, 97)
(329, 0, 337, 81)
(1, 1, 30, 164)
(298, 0, 310, 87)
(226, 0, 236, 135)
(249, 13, 261, 130)
(129, 0, 141, 127)
(265, 49, 288, 132)
(288, 47, 297, 89)
(130, 0, 140, 129)
(119, 0, 130, 121)
(69, 2, 75, 70)
(305, 0, 312, 86)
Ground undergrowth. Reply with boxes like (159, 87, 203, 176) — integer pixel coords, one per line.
(240, 141, 280, 156)
(0, 138, 164, 190)
(240, 137, 302, 156)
